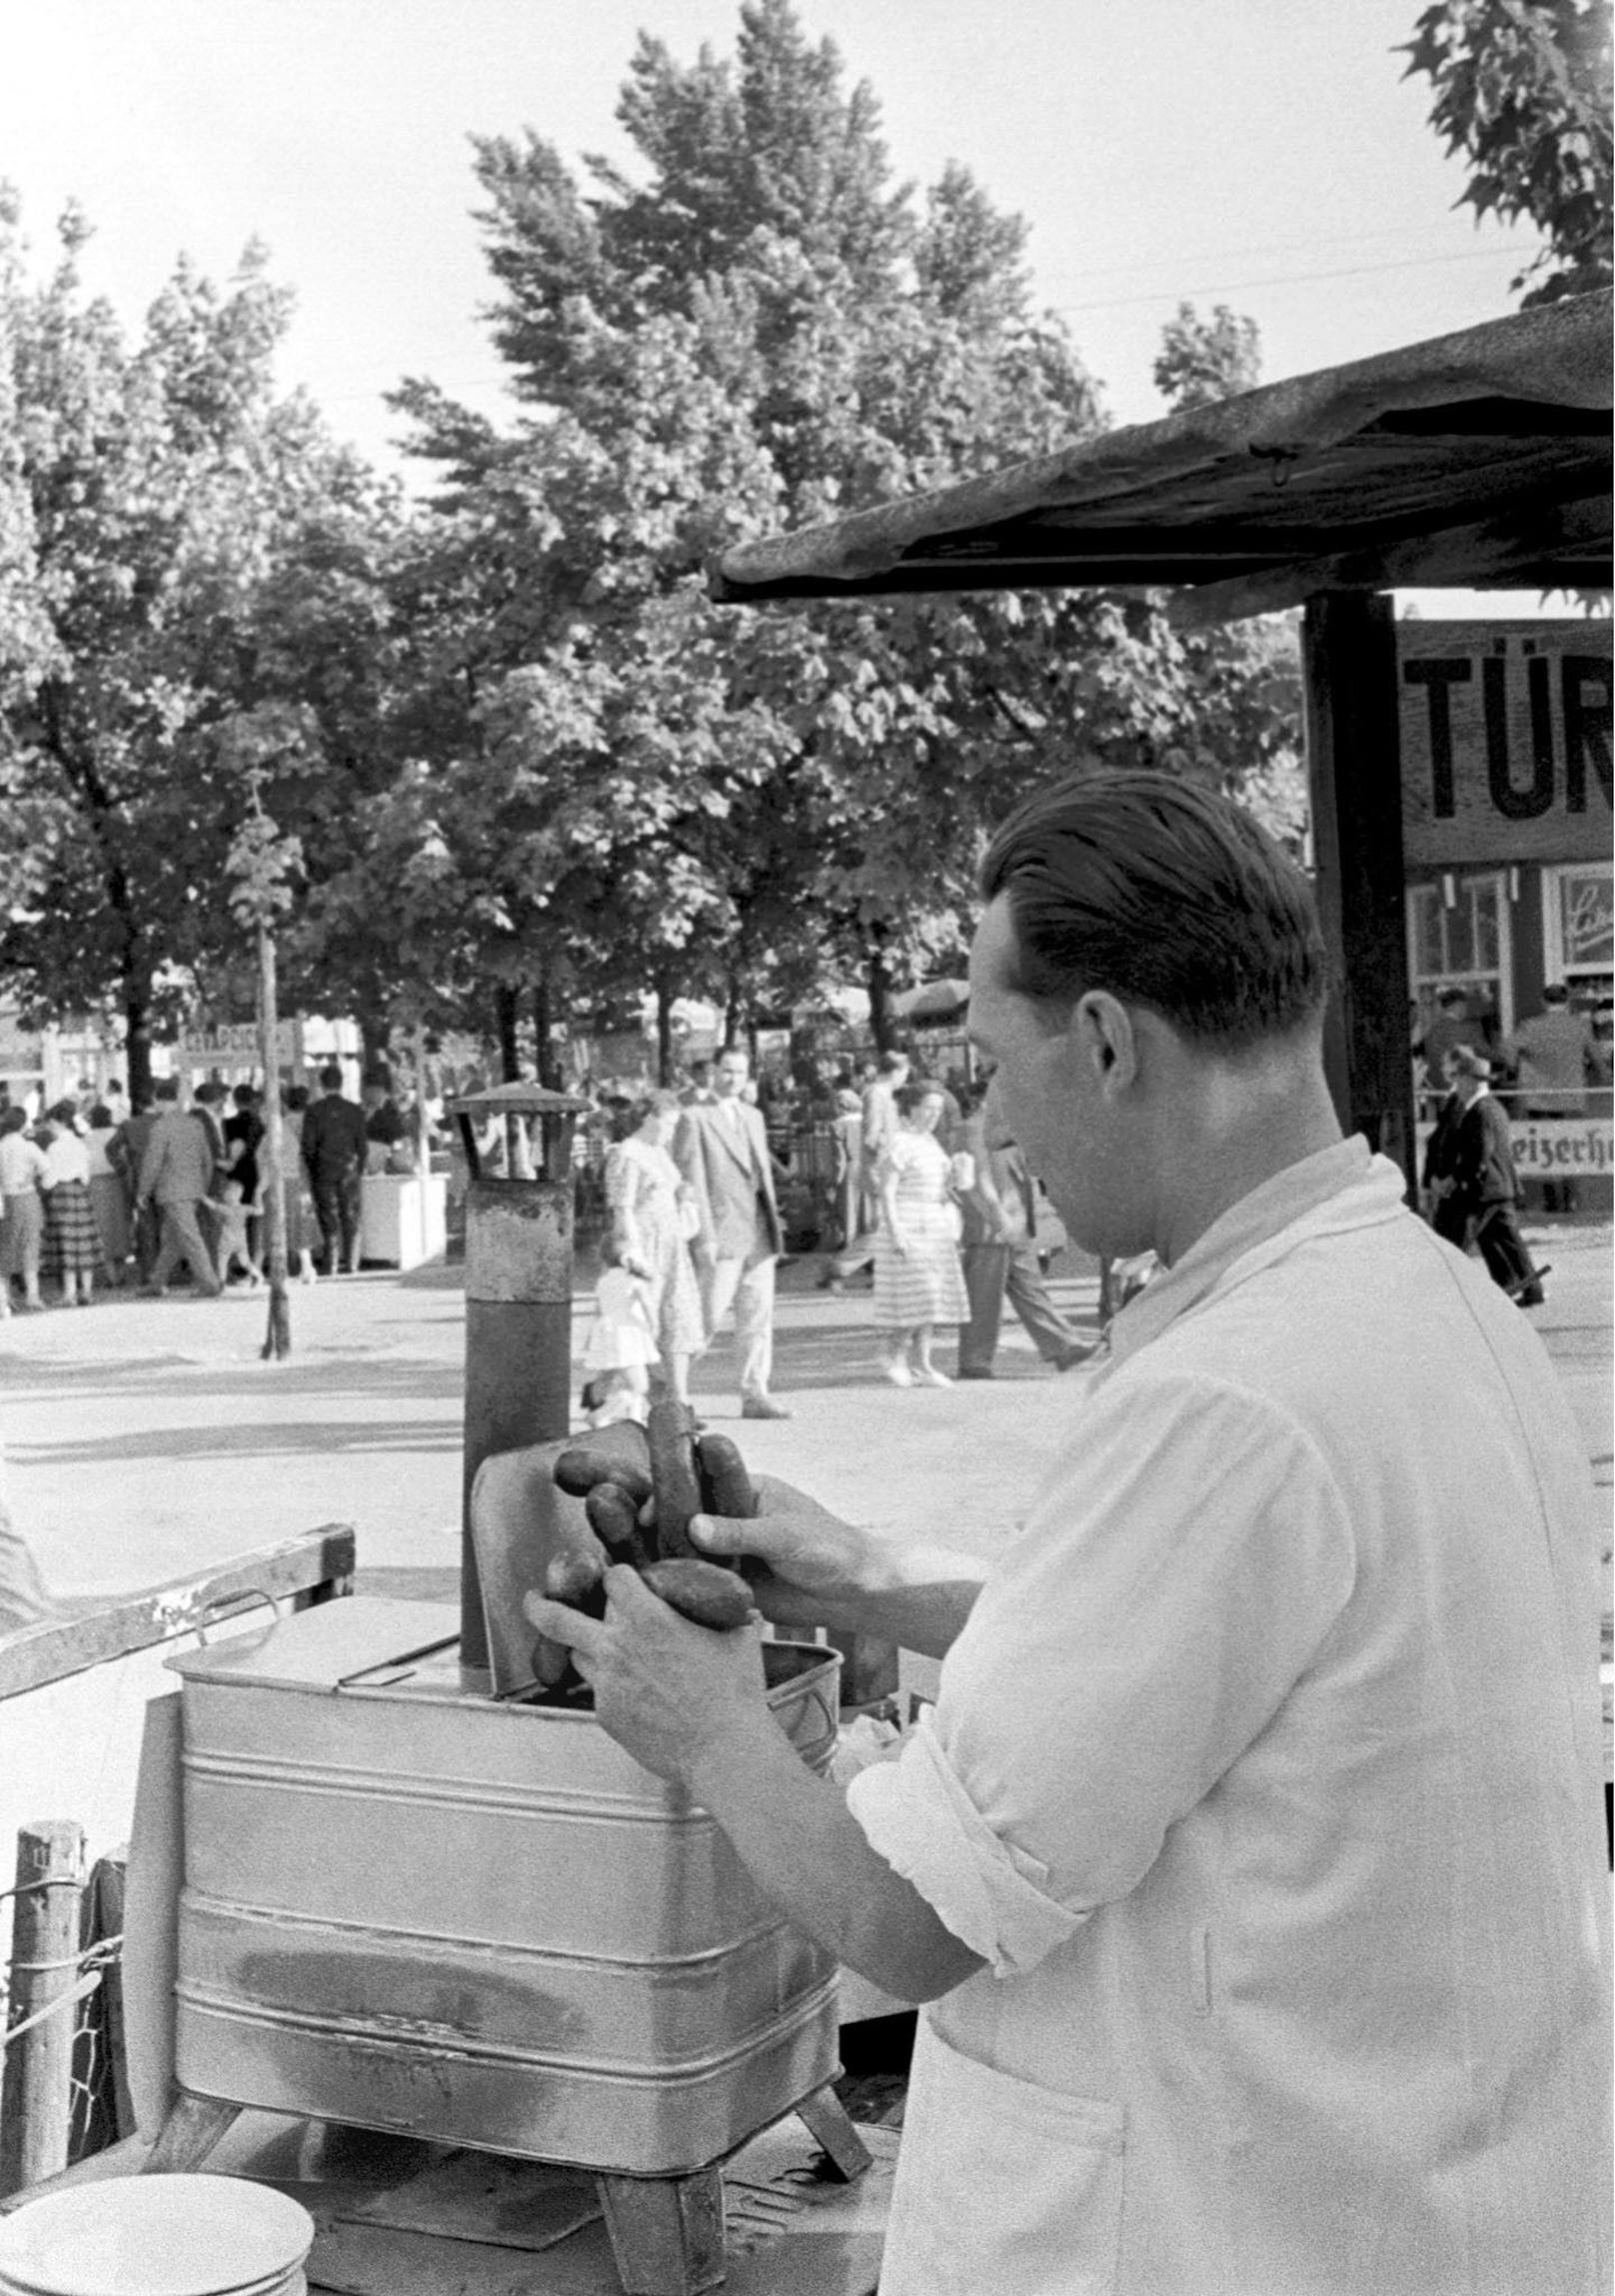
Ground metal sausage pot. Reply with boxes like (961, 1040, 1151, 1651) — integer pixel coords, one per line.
(167, 1598, 841, 2175)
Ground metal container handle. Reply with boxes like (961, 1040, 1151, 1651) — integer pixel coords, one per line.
(194, 1587, 283, 1646)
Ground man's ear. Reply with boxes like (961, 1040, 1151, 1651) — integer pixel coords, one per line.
(1070, 992, 1138, 1095)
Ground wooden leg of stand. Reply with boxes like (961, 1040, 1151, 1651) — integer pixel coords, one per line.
(140, 2091, 241, 2174)
(797, 2083, 873, 2182)
(596, 2166, 726, 2296)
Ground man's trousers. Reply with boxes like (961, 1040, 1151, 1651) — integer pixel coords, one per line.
(958, 1240, 1080, 1374)
(698, 1250, 776, 1399)
(311, 1168, 364, 1274)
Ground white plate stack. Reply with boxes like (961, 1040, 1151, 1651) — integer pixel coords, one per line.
(0, 2176, 314, 2296)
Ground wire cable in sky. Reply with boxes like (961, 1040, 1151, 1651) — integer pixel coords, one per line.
(1051, 240, 1538, 314)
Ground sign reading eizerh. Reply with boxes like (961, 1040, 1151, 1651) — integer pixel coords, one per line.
(1399, 622, 1611, 867)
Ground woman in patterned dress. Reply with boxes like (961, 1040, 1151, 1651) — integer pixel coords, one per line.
(872, 1082, 969, 1386)
(604, 1091, 705, 1406)
(39, 1101, 103, 1306)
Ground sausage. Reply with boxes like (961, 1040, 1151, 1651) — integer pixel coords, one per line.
(646, 1399, 704, 1559)
(640, 1558, 756, 1631)
(545, 1550, 608, 1615)
(585, 1481, 650, 1568)
(529, 1550, 607, 1694)
(554, 1447, 654, 1506)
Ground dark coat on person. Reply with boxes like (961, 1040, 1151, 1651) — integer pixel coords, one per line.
(1446, 1091, 1521, 1210)
(300, 1091, 369, 1180)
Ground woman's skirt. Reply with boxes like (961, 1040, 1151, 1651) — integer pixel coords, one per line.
(0, 1191, 45, 1277)
(873, 1203, 967, 1328)
(43, 1180, 103, 1277)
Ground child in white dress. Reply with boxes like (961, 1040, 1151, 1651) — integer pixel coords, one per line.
(204, 1175, 263, 1288)
(580, 1252, 661, 1426)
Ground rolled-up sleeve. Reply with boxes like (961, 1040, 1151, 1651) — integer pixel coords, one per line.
(845, 1369, 1357, 1980)
(847, 1711, 1088, 1976)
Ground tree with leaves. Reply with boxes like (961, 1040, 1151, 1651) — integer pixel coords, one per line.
(1152, 301, 1262, 411)
(0, 199, 378, 1098)
(1401, 0, 1613, 305)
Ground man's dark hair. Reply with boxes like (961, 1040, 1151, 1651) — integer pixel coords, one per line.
(1436, 986, 1468, 1010)
(1543, 983, 1570, 1006)
(319, 1064, 344, 1093)
(877, 1051, 908, 1077)
(154, 1077, 180, 1103)
(980, 770, 1329, 1050)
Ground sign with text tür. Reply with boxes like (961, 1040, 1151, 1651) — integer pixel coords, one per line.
(1398, 622, 1611, 867)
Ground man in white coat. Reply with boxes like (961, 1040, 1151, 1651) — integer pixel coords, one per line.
(534, 773, 1609, 2295)
(672, 1045, 792, 1419)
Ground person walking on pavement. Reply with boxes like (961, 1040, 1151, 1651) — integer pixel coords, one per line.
(871, 1081, 969, 1386)
(134, 1079, 223, 1296)
(1436, 1047, 1549, 1306)
(0, 1107, 48, 1311)
(954, 1083, 1094, 1377)
(301, 1064, 369, 1275)
(108, 1093, 160, 1284)
(672, 1045, 792, 1420)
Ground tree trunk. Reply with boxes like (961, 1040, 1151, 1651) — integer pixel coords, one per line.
(495, 985, 522, 1083)
(655, 977, 675, 1085)
(866, 940, 893, 1055)
(534, 974, 562, 1093)
(124, 980, 154, 1107)
(359, 1015, 393, 1084)
(257, 920, 292, 1361)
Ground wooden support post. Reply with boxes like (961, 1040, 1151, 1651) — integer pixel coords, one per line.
(1302, 592, 1418, 1193)
(797, 2083, 874, 2182)
(0, 1820, 86, 2197)
(596, 2166, 727, 2295)
(460, 1177, 575, 1690)
(88, 1853, 132, 2145)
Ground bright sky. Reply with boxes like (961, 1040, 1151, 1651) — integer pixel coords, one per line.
(0, 0, 1555, 610)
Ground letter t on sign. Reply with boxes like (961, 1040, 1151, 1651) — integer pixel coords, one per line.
(1402, 658, 1471, 817)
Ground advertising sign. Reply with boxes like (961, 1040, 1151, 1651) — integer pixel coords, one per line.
(1399, 622, 1611, 868)
(1415, 1116, 1613, 1182)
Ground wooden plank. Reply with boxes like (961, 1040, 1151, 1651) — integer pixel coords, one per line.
(0, 1526, 356, 1701)
(1302, 594, 1418, 1190)
(1168, 492, 1612, 631)
(0, 1820, 86, 2198)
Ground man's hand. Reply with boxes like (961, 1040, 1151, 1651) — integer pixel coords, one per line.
(689, 1474, 887, 1633)
(689, 1475, 981, 1659)
(524, 1566, 771, 1787)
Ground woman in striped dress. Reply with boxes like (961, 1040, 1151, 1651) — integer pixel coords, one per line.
(872, 1082, 969, 1386)
(40, 1102, 102, 1306)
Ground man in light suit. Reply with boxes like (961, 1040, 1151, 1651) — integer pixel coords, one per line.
(673, 1045, 792, 1419)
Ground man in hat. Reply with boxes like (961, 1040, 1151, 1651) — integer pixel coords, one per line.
(1438, 1045, 1548, 1306)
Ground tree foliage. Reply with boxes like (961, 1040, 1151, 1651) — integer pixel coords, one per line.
(1401, 0, 1613, 305)
(354, 0, 1305, 1059)
(0, 196, 389, 1093)
(1153, 301, 1262, 411)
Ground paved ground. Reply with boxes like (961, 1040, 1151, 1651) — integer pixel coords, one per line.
(4, 1219, 1609, 1613)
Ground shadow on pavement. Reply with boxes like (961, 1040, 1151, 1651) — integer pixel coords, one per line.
(19, 1418, 462, 1465)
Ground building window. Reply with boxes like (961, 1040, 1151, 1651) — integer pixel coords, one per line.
(1407, 871, 1513, 1042)
(1542, 861, 1613, 1069)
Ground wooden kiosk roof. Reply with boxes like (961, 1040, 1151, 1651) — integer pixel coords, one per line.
(710, 291, 1611, 627)
(709, 292, 1612, 1184)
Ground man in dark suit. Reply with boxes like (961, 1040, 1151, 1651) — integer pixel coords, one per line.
(673, 1045, 791, 1418)
(300, 1065, 369, 1275)
(1437, 1048, 1547, 1306)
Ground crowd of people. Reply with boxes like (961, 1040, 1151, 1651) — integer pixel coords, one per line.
(579, 1041, 1100, 1422)
(0, 1066, 429, 1309)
